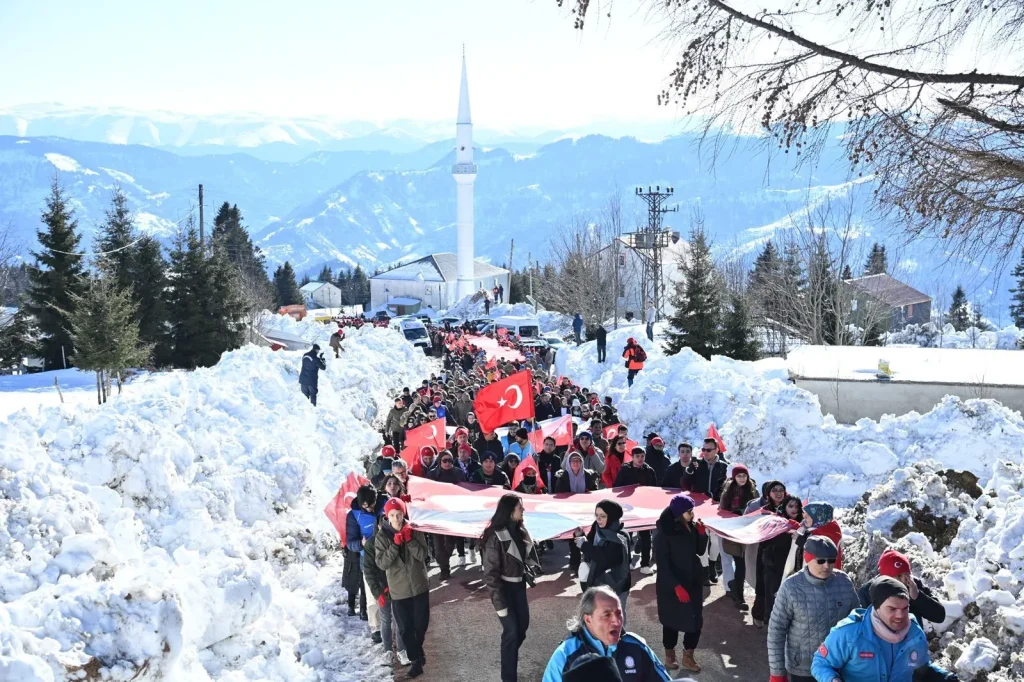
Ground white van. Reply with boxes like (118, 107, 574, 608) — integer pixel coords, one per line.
(486, 315, 541, 340)
(389, 317, 432, 353)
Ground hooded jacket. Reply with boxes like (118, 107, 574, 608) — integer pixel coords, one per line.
(653, 508, 708, 634)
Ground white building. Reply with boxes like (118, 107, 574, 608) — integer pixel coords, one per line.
(299, 281, 344, 309)
(369, 253, 509, 312)
(597, 236, 688, 321)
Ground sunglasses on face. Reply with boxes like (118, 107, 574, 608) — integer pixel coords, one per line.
(815, 558, 837, 565)
(441, 459, 453, 465)
(701, 447, 715, 453)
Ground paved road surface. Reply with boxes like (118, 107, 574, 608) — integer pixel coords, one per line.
(398, 545, 770, 681)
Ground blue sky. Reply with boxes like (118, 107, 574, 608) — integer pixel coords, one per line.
(0, 0, 680, 128)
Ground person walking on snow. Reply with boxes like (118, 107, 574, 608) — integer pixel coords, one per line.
(622, 338, 646, 387)
(482, 494, 541, 682)
(812, 577, 958, 682)
(767, 536, 858, 682)
(299, 343, 327, 405)
(573, 313, 584, 345)
(329, 328, 345, 357)
(653, 494, 708, 673)
(716, 464, 758, 609)
(646, 303, 656, 343)
(374, 498, 431, 678)
(595, 324, 607, 363)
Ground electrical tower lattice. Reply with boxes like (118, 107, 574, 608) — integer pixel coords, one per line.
(624, 186, 679, 321)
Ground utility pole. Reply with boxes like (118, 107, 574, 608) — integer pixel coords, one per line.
(508, 239, 515, 273)
(627, 186, 679, 320)
(198, 184, 205, 245)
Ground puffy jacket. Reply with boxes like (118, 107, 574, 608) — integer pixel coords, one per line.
(622, 344, 644, 370)
(542, 626, 670, 682)
(553, 468, 601, 493)
(299, 349, 326, 387)
(644, 446, 671, 482)
(481, 523, 541, 614)
(535, 399, 559, 421)
(811, 608, 956, 682)
(373, 519, 430, 600)
(718, 479, 758, 515)
(562, 443, 605, 475)
(857, 576, 947, 626)
(601, 450, 623, 489)
(767, 567, 859, 678)
(613, 462, 659, 488)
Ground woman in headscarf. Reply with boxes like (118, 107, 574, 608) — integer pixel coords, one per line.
(654, 494, 708, 673)
(554, 451, 601, 572)
(480, 494, 541, 682)
(576, 500, 632, 622)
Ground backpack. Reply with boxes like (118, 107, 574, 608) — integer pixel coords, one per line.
(632, 345, 647, 363)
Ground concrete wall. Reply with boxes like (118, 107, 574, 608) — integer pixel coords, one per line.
(793, 378, 1024, 424)
(370, 279, 450, 311)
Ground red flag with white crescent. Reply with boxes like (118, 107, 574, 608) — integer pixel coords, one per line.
(528, 415, 574, 452)
(323, 471, 370, 544)
(400, 418, 447, 467)
(473, 370, 536, 433)
(707, 422, 728, 453)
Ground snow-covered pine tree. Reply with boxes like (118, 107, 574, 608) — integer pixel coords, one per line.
(720, 293, 760, 360)
(948, 285, 970, 331)
(273, 262, 303, 307)
(68, 275, 152, 404)
(166, 218, 244, 369)
(299, 273, 312, 287)
(664, 226, 721, 359)
(1009, 248, 1024, 328)
(25, 178, 88, 370)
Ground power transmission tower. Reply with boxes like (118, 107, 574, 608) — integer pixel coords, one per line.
(623, 185, 680, 320)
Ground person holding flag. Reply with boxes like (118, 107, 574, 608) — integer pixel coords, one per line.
(473, 370, 536, 434)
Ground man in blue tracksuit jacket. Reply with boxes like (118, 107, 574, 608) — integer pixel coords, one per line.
(543, 586, 670, 682)
(812, 577, 958, 682)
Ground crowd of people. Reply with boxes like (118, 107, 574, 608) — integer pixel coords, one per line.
(331, 320, 958, 682)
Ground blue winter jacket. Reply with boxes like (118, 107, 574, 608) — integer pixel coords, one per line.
(345, 498, 384, 560)
(542, 626, 670, 682)
(811, 607, 956, 682)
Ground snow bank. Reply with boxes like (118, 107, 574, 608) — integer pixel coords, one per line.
(887, 322, 1023, 350)
(555, 324, 1024, 501)
(841, 460, 1024, 681)
(0, 323, 432, 681)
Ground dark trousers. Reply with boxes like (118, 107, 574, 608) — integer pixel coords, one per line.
(569, 540, 581, 569)
(597, 343, 606, 362)
(634, 530, 652, 566)
(790, 676, 815, 682)
(730, 556, 746, 597)
(455, 537, 475, 556)
(301, 384, 317, 406)
(627, 369, 639, 387)
(347, 580, 366, 615)
(646, 322, 654, 342)
(436, 534, 459, 576)
(663, 626, 700, 650)
(392, 592, 430, 664)
(574, 330, 582, 345)
(498, 582, 530, 682)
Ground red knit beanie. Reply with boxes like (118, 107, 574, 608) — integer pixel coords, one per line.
(878, 549, 912, 577)
(383, 497, 407, 517)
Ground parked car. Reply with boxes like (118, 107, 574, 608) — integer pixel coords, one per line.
(542, 334, 567, 348)
(388, 317, 431, 353)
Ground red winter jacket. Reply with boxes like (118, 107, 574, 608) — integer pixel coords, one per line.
(602, 449, 623, 489)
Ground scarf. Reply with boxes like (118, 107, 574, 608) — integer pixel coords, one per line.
(567, 463, 588, 493)
(594, 524, 625, 547)
(871, 608, 911, 644)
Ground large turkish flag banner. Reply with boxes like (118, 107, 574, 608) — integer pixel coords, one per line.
(473, 370, 536, 433)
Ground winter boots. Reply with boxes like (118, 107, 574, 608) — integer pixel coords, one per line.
(664, 649, 680, 670)
(681, 649, 701, 673)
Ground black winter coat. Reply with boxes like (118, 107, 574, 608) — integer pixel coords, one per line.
(429, 466, 467, 484)
(469, 468, 511, 489)
(299, 349, 326, 388)
(535, 451, 562, 492)
(653, 508, 708, 634)
(680, 457, 730, 501)
(534, 400, 559, 421)
(475, 435, 505, 460)
(580, 522, 632, 593)
(644, 446, 671, 482)
(553, 468, 601, 493)
(613, 462, 660, 487)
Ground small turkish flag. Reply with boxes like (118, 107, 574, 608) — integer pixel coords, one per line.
(511, 453, 545, 491)
(474, 370, 536, 433)
(528, 415, 573, 452)
(707, 422, 727, 453)
(400, 418, 447, 467)
(603, 423, 621, 441)
(323, 471, 370, 544)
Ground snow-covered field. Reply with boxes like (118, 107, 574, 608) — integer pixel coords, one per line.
(0, 323, 431, 681)
(556, 324, 1024, 502)
(0, 369, 114, 420)
(887, 322, 1023, 350)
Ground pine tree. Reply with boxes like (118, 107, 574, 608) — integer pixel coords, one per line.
(273, 261, 303, 306)
(720, 293, 760, 360)
(132, 236, 169, 365)
(317, 264, 333, 283)
(211, 201, 273, 293)
(68, 275, 152, 403)
(0, 309, 37, 370)
(351, 265, 370, 305)
(841, 264, 853, 281)
(864, 243, 888, 276)
(95, 187, 136, 293)
(166, 219, 244, 369)
(807, 235, 839, 344)
(299, 273, 312, 287)
(25, 178, 88, 369)
(334, 268, 351, 305)
(1009, 248, 1024, 327)
(664, 227, 721, 358)
(971, 303, 989, 331)
(948, 285, 970, 331)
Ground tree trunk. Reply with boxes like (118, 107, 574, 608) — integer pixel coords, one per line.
(95, 371, 102, 406)
(117, 371, 123, 394)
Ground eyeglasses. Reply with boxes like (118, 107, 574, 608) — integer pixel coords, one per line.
(770, 486, 786, 493)
(700, 447, 715, 453)
(814, 558, 837, 566)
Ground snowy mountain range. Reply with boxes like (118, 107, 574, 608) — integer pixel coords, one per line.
(0, 120, 1015, 320)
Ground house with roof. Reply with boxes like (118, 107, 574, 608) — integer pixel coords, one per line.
(300, 281, 344, 310)
(844, 273, 932, 330)
(369, 253, 510, 312)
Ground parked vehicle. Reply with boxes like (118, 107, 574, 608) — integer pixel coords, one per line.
(388, 317, 431, 353)
(492, 316, 541, 339)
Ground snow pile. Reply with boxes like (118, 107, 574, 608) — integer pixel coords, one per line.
(442, 296, 573, 335)
(0, 324, 431, 681)
(841, 460, 1024, 681)
(555, 324, 1024, 501)
(887, 322, 1023, 350)
(260, 310, 338, 346)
